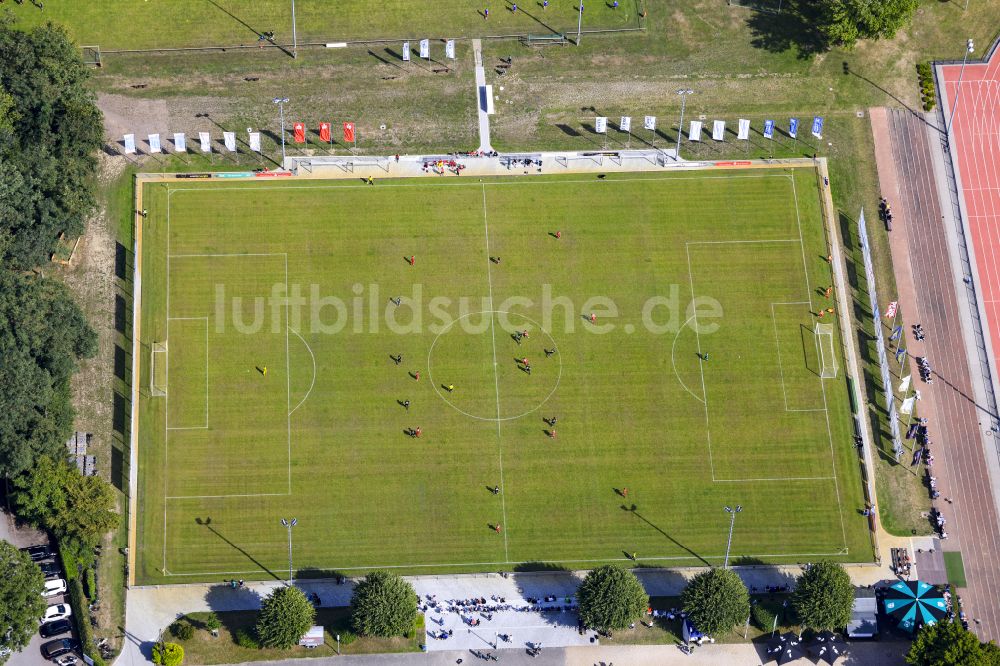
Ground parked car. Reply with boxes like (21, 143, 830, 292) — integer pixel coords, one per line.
(39, 619, 72, 639)
(41, 605, 71, 623)
(41, 579, 67, 598)
(38, 561, 61, 578)
(40, 638, 79, 660)
(21, 545, 53, 562)
(54, 656, 78, 666)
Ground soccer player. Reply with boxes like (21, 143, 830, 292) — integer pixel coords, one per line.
(446, 384, 455, 392)
(590, 313, 596, 323)
(403, 400, 410, 410)
(544, 348, 555, 357)
(262, 366, 267, 376)
(414, 371, 420, 381)
(409, 255, 415, 266)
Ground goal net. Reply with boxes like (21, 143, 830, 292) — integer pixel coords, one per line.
(151, 341, 167, 397)
(81, 45, 102, 68)
(815, 323, 837, 379)
(726, 0, 783, 13)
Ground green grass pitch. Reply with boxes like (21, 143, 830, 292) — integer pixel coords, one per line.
(135, 168, 872, 583)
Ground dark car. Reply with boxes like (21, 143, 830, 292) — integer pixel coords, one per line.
(39, 620, 72, 639)
(38, 561, 61, 578)
(21, 545, 53, 562)
(40, 638, 79, 659)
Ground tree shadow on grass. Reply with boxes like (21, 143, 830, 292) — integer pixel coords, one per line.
(745, 0, 831, 59)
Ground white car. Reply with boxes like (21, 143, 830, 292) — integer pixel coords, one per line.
(42, 604, 71, 623)
(42, 579, 67, 598)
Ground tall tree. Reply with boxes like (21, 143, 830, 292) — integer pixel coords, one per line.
(791, 561, 855, 631)
(350, 571, 418, 638)
(255, 586, 315, 649)
(11, 455, 117, 559)
(906, 619, 1000, 666)
(0, 13, 103, 268)
(0, 540, 47, 663)
(680, 568, 750, 637)
(576, 565, 648, 632)
(819, 0, 920, 48)
(0, 270, 96, 477)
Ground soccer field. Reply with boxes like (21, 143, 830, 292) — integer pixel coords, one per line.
(134, 168, 872, 584)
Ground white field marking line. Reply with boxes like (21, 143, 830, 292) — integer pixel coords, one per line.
(162, 172, 795, 196)
(481, 184, 510, 563)
(169, 252, 284, 258)
(287, 327, 317, 417)
(284, 254, 292, 495)
(161, 188, 296, 570)
(770, 302, 828, 414)
(686, 239, 801, 245)
(159, 549, 852, 577)
(670, 314, 706, 404)
(164, 316, 209, 430)
(791, 176, 849, 552)
(713, 475, 836, 483)
(165, 492, 289, 500)
(685, 243, 715, 479)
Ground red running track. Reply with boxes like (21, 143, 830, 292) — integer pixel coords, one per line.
(941, 49, 1000, 369)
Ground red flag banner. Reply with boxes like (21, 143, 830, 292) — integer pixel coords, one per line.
(293, 122, 305, 143)
(343, 122, 355, 143)
(885, 301, 898, 319)
(319, 122, 331, 142)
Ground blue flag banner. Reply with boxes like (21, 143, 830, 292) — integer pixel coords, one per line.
(811, 116, 824, 139)
(896, 347, 907, 364)
(763, 120, 775, 139)
(890, 325, 903, 342)
(789, 118, 798, 138)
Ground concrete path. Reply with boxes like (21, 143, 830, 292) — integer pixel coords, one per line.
(472, 39, 493, 154)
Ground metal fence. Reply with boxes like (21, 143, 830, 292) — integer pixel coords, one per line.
(858, 209, 904, 460)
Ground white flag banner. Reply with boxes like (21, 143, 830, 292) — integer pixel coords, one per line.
(199, 131, 211, 153)
(737, 119, 750, 140)
(619, 116, 631, 133)
(148, 133, 161, 154)
(248, 131, 261, 152)
(402, 41, 410, 61)
(223, 131, 237, 152)
(123, 133, 136, 154)
(712, 120, 725, 141)
(446, 39, 455, 59)
(173, 132, 186, 152)
(688, 120, 702, 142)
(899, 374, 911, 393)
(419, 39, 429, 59)
(644, 115, 656, 131)
(595, 117, 608, 134)
(900, 396, 916, 415)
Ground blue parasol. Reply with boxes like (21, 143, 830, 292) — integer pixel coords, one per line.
(883, 580, 948, 632)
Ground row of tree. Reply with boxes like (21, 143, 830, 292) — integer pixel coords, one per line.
(0, 13, 114, 665)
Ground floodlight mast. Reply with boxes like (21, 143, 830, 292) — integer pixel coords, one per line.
(280, 517, 297, 585)
(675, 89, 694, 161)
(947, 39, 975, 137)
(723, 505, 742, 568)
(273, 97, 289, 167)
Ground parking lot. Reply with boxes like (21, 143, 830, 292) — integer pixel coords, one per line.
(2, 510, 79, 666)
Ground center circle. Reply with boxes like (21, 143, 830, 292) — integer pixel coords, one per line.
(427, 310, 562, 421)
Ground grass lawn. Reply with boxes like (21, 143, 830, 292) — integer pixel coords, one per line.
(134, 167, 871, 584)
(8, 0, 642, 50)
(943, 551, 967, 588)
(171, 609, 422, 663)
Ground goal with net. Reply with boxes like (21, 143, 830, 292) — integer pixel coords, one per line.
(151, 341, 167, 397)
(815, 323, 837, 379)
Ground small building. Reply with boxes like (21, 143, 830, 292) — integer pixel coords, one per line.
(847, 588, 878, 638)
(298, 625, 324, 649)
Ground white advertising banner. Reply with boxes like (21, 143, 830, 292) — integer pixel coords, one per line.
(619, 116, 631, 132)
(595, 117, 607, 133)
(148, 133, 161, 153)
(446, 39, 455, 59)
(173, 132, 186, 152)
(402, 41, 410, 61)
(644, 115, 656, 131)
(737, 119, 750, 140)
(712, 120, 725, 141)
(223, 131, 237, 152)
(248, 132, 261, 152)
(123, 133, 136, 154)
(688, 120, 702, 142)
(419, 39, 429, 59)
(199, 132, 211, 153)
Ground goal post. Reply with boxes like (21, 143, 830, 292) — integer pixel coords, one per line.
(80, 45, 102, 68)
(150, 341, 167, 397)
(815, 323, 837, 379)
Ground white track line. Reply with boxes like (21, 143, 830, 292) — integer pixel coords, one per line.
(685, 244, 715, 479)
(481, 184, 510, 563)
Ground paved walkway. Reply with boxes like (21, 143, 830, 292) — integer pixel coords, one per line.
(472, 39, 493, 153)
